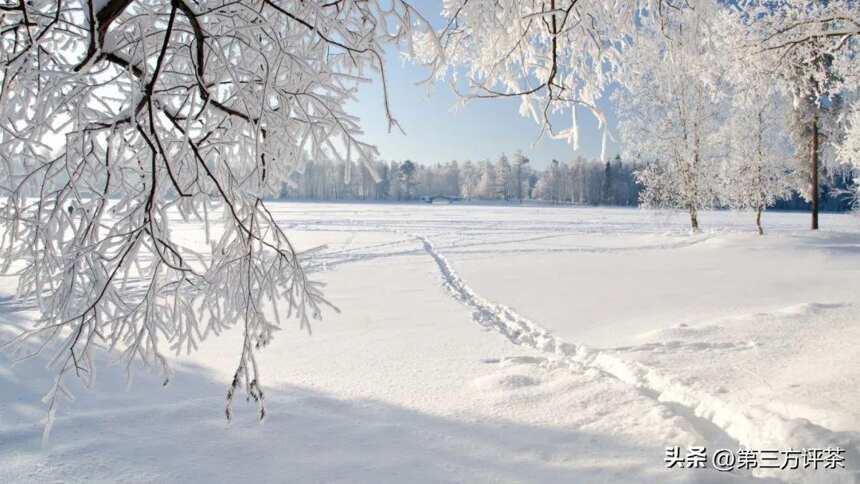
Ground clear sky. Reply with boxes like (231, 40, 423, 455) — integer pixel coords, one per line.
(348, 3, 619, 170)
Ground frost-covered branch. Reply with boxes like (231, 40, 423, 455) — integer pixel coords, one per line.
(420, 0, 662, 157)
(0, 0, 437, 425)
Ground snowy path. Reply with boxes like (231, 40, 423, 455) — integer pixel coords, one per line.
(415, 232, 859, 483)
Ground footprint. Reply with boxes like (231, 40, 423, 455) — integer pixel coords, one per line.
(473, 373, 541, 391)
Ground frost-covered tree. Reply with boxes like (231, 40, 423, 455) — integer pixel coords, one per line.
(601, 160, 613, 205)
(427, 1, 857, 220)
(785, 51, 843, 230)
(616, 2, 727, 232)
(0, 0, 437, 422)
(736, 1, 859, 229)
(399, 160, 418, 200)
(512, 151, 530, 202)
(715, 13, 796, 235)
(718, 88, 794, 235)
(533, 159, 563, 204)
(837, 102, 860, 203)
(444, 160, 461, 198)
(840, 105, 860, 163)
(569, 158, 587, 204)
(476, 161, 498, 200)
(460, 160, 479, 200)
(496, 154, 513, 200)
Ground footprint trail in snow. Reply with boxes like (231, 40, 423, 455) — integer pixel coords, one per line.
(415, 233, 860, 484)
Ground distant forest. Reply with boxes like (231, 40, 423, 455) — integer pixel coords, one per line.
(279, 154, 855, 211)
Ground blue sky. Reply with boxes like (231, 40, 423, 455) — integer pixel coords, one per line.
(348, 3, 619, 170)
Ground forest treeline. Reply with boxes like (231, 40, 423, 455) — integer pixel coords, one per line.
(279, 154, 854, 211)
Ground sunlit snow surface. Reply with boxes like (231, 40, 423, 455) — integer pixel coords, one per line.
(1, 203, 859, 483)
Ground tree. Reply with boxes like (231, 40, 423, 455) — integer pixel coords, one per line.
(534, 159, 563, 204)
(497, 154, 513, 200)
(377, 162, 392, 200)
(568, 158, 585, 204)
(602, 160, 613, 205)
(718, 85, 794, 235)
(787, 51, 841, 231)
(460, 160, 478, 200)
(512, 151, 530, 202)
(616, 2, 726, 232)
(737, 1, 859, 229)
(476, 161, 498, 200)
(839, 106, 860, 182)
(445, 161, 461, 198)
(716, 12, 797, 235)
(0, 0, 436, 422)
(399, 160, 418, 200)
(527, 172, 539, 200)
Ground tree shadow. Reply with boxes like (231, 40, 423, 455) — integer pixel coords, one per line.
(0, 348, 773, 483)
(0, 295, 789, 484)
(784, 230, 860, 256)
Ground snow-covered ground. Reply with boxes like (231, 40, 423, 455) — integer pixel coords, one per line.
(1, 203, 859, 483)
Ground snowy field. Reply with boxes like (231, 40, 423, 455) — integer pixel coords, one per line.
(1, 202, 859, 483)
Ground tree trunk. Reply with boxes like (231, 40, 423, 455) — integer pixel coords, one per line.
(689, 206, 700, 233)
(811, 118, 819, 230)
(756, 205, 764, 236)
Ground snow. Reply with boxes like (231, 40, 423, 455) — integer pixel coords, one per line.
(1, 203, 859, 483)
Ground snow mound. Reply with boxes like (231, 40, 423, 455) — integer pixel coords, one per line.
(776, 302, 848, 317)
